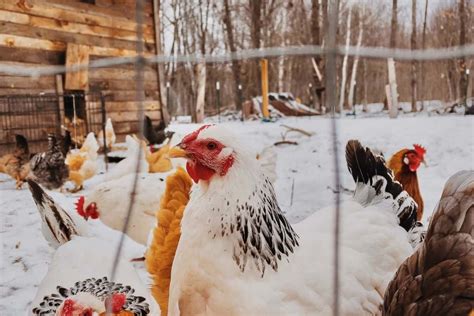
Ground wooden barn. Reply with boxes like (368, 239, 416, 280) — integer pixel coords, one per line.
(0, 0, 163, 153)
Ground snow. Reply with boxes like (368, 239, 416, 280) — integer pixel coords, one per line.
(0, 115, 473, 315)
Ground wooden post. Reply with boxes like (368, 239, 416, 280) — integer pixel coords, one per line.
(65, 43, 90, 91)
(387, 58, 399, 118)
(55, 74, 65, 126)
(261, 59, 269, 119)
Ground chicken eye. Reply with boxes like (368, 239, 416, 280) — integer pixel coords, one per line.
(207, 142, 217, 150)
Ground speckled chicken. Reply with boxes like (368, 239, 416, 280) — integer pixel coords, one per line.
(29, 134, 69, 190)
(383, 170, 474, 316)
(0, 134, 30, 189)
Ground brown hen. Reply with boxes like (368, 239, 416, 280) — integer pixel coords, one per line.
(0, 134, 30, 189)
(383, 170, 474, 316)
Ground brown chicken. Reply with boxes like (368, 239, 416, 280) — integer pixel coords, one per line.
(0, 134, 30, 189)
(383, 170, 473, 316)
(388, 144, 426, 221)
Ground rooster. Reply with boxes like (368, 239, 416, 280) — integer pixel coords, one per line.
(29, 134, 69, 190)
(145, 167, 193, 315)
(66, 132, 100, 192)
(166, 125, 423, 315)
(0, 134, 30, 189)
(383, 170, 473, 315)
(388, 144, 426, 221)
(27, 179, 159, 315)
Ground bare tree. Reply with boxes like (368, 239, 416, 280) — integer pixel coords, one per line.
(338, 8, 352, 113)
(223, 0, 243, 110)
(420, 0, 428, 108)
(249, 0, 262, 97)
(459, 0, 468, 106)
(390, 0, 398, 48)
(348, 9, 364, 112)
(311, 0, 324, 110)
(411, 0, 418, 112)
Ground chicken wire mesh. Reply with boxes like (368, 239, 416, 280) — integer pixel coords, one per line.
(0, 0, 473, 315)
(0, 92, 105, 155)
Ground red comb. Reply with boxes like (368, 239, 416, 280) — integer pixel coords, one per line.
(105, 293, 126, 313)
(75, 196, 85, 218)
(413, 144, 426, 157)
(182, 125, 212, 144)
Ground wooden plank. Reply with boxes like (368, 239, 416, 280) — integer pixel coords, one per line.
(0, 1, 154, 35)
(89, 68, 158, 81)
(102, 90, 159, 102)
(0, 33, 65, 51)
(44, 0, 154, 24)
(90, 79, 158, 91)
(0, 75, 55, 89)
(107, 109, 160, 123)
(1, 21, 155, 52)
(0, 88, 56, 95)
(55, 74, 65, 125)
(0, 34, 152, 58)
(65, 43, 90, 90)
(105, 101, 160, 112)
(0, 9, 154, 43)
(0, 46, 64, 64)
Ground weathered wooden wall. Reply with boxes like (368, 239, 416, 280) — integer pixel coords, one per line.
(0, 0, 161, 143)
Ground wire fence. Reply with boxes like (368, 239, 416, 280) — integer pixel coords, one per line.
(1, 0, 473, 315)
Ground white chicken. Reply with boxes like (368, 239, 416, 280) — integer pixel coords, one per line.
(167, 125, 423, 315)
(27, 179, 159, 315)
(98, 117, 116, 151)
(77, 171, 174, 245)
(105, 135, 148, 181)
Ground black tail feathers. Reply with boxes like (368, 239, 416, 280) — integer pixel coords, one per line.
(345, 140, 418, 232)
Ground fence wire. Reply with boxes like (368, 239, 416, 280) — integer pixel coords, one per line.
(0, 44, 473, 77)
(1, 2, 472, 316)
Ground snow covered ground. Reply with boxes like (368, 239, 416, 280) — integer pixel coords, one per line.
(0, 115, 472, 315)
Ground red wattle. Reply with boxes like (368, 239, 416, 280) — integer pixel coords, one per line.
(186, 161, 215, 183)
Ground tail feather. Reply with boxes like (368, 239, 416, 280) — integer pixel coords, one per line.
(27, 179, 79, 248)
(345, 140, 417, 232)
(145, 167, 193, 315)
(383, 170, 474, 315)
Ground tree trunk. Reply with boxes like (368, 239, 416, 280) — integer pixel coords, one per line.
(387, 58, 399, 118)
(338, 8, 352, 113)
(420, 0, 429, 109)
(249, 0, 262, 97)
(459, 0, 468, 106)
(410, 0, 418, 112)
(223, 0, 243, 110)
(348, 12, 363, 112)
(363, 58, 368, 112)
(195, 62, 206, 122)
(390, 0, 398, 48)
(387, 0, 398, 113)
(278, 3, 290, 92)
(311, 0, 324, 110)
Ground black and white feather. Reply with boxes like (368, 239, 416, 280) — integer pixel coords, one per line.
(29, 134, 69, 190)
(32, 276, 151, 315)
(27, 179, 81, 248)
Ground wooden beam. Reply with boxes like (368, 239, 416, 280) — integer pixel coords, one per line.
(0, 75, 55, 89)
(107, 109, 160, 123)
(90, 79, 158, 91)
(1, 21, 155, 52)
(65, 43, 89, 91)
(0, 46, 64, 64)
(0, 33, 65, 51)
(0, 34, 152, 57)
(0, 9, 155, 43)
(106, 100, 160, 112)
(0, 1, 154, 35)
(55, 74, 65, 124)
(260, 59, 269, 119)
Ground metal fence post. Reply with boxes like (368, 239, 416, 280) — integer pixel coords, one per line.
(100, 92, 108, 171)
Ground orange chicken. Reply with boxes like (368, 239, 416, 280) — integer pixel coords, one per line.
(145, 167, 193, 315)
(0, 134, 30, 189)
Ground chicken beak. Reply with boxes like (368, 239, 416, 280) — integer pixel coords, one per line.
(169, 144, 188, 158)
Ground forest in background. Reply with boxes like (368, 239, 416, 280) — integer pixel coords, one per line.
(156, 0, 473, 119)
